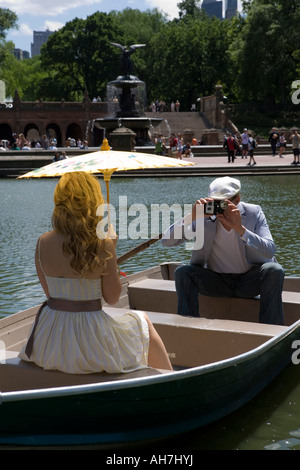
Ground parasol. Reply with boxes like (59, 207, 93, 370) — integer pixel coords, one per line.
(18, 149, 194, 204)
(18, 149, 195, 262)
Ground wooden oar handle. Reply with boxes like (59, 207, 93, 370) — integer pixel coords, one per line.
(117, 233, 163, 265)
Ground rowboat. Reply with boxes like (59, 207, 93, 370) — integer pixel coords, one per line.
(0, 262, 300, 446)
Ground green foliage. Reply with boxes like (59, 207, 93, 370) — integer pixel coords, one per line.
(177, 0, 202, 18)
(39, 13, 124, 100)
(0, 50, 47, 99)
(228, 0, 300, 105)
(110, 8, 167, 80)
(147, 15, 232, 108)
(0, 8, 17, 41)
(0, 8, 18, 67)
(1, 2, 300, 115)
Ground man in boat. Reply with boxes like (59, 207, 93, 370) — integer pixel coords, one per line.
(162, 176, 284, 325)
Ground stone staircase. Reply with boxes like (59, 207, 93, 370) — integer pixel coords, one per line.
(145, 111, 209, 141)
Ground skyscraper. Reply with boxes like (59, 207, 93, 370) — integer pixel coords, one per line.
(202, 0, 223, 20)
(225, 0, 238, 19)
(13, 49, 30, 60)
(31, 30, 54, 57)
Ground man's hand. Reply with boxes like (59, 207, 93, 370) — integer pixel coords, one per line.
(192, 198, 213, 221)
(217, 200, 245, 236)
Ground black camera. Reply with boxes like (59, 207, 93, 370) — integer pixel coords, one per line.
(204, 200, 228, 215)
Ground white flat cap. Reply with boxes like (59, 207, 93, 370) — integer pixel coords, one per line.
(208, 176, 241, 200)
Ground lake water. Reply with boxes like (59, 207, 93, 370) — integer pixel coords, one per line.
(0, 174, 300, 450)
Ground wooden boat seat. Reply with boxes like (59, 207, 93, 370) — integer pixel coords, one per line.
(107, 308, 287, 369)
(0, 350, 172, 393)
(127, 278, 300, 326)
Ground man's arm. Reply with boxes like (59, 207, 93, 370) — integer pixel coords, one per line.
(162, 200, 206, 248)
(218, 202, 276, 261)
(241, 208, 276, 261)
(161, 213, 193, 247)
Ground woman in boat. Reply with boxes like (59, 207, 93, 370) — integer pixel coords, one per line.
(19, 171, 172, 373)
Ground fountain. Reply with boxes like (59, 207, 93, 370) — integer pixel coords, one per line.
(94, 43, 164, 146)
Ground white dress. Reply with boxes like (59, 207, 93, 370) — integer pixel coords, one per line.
(19, 275, 149, 374)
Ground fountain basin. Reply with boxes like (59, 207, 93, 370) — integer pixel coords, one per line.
(94, 117, 163, 130)
(94, 117, 164, 146)
(94, 50, 166, 145)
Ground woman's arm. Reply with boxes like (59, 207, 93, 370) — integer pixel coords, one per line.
(35, 236, 50, 298)
(101, 238, 122, 305)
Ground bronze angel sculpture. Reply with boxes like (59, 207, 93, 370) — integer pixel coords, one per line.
(110, 43, 146, 76)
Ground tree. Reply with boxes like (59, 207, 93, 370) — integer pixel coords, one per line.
(146, 14, 232, 109)
(0, 46, 47, 99)
(40, 12, 124, 100)
(39, 9, 167, 101)
(229, 0, 300, 105)
(105, 8, 167, 81)
(0, 8, 17, 41)
(0, 8, 18, 66)
(177, 0, 202, 18)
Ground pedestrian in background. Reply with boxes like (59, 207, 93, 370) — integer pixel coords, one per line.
(223, 134, 238, 163)
(247, 133, 257, 166)
(241, 128, 249, 159)
(290, 130, 300, 164)
(268, 128, 279, 156)
(278, 133, 286, 158)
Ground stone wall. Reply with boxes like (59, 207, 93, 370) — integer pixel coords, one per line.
(0, 90, 108, 147)
(199, 85, 239, 144)
(200, 85, 225, 129)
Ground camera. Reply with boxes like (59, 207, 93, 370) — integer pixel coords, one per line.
(204, 200, 228, 215)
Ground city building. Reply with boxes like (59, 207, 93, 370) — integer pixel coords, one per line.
(31, 30, 54, 57)
(13, 49, 30, 61)
(202, 0, 223, 20)
(225, 0, 238, 19)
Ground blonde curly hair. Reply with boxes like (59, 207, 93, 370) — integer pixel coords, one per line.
(52, 171, 111, 275)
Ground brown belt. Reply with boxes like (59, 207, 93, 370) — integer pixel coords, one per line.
(25, 297, 102, 358)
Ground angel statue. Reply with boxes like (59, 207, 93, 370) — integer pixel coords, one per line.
(110, 43, 146, 76)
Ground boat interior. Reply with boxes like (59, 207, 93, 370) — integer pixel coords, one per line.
(0, 263, 299, 393)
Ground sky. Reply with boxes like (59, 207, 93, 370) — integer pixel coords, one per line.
(3, 0, 242, 55)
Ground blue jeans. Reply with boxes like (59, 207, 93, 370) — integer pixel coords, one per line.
(174, 263, 285, 325)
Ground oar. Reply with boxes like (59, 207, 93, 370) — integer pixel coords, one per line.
(117, 233, 163, 265)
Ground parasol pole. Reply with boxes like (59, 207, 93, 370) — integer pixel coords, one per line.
(104, 180, 110, 214)
(101, 169, 116, 227)
(117, 233, 162, 265)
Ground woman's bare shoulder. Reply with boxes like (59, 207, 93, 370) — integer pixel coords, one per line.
(39, 230, 64, 244)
